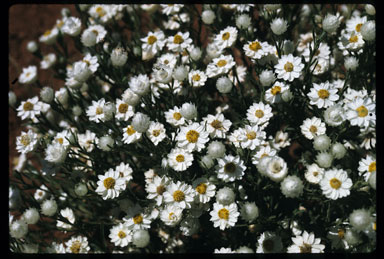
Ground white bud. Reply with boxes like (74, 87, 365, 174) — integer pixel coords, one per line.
(8, 91, 17, 108)
(131, 112, 151, 133)
(154, 65, 173, 84)
(22, 208, 40, 225)
(216, 76, 233, 94)
(98, 135, 114, 151)
(240, 202, 259, 222)
(10, 219, 28, 239)
(280, 175, 304, 198)
(201, 10, 215, 24)
(110, 47, 128, 67)
(122, 88, 140, 106)
(180, 102, 197, 120)
(190, 47, 202, 61)
(313, 134, 331, 151)
(173, 65, 188, 81)
(81, 29, 97, 47)
(324, 105, 345, 126)
(361, 21, 375, 41)
(74, 183, 88, 196)
(103, 102, 116, 121)
(200, 155, 215, 169)
(236, 14, 251, 29)
(259, 70, 276, 87)
(41, 198, 58, 217)
(270, 18, 288, 35)
(72, 105, 83, 117)
(281, 89, 293, 102)
(40, 86, 54, 103)
(344, 228, 361, 246)
(27, 41, 38, 53)
(344, 56, 359, 71)
(132, 229, 150, 248)
(365, 4, 376, 15)
(236, 246, 254, 253)
(330, 142, 346, 159)
(322, 14, 340, 33)
(349, 209, 372, 231)
(207, 141, 226, 158)
(73, 61, 92, 82)
(315, 151, 333, 168)
(215, 187, 236, 205)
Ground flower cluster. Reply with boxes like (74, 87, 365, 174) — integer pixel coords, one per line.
(9, 4, 376, 254)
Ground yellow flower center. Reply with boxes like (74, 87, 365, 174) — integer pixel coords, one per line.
(271, 162, 282, 174)
(91, 29, 99, 36)
(133, 214, 143, 224)
(246, 131, 257, 140)
(173, 190, 185, 202)
(196, 183, 207, 194)
(329, 178, 341, 189)
(249, 41, 262, 52)
(152, 129, 161, 137)
(23, 101, 34, 111)
(95, 107, 103, 115)
(20, 135, 31, 146)
(147, 35, 157, 45)
(96, 6, 106, 17)
(271, 86, 282, 96)
(222, 32, 230, 40)
(299, 243, 312, 253)
(313, 171, 319, 177)
(70, 241, 81, 254)
(176, 154, 185, 163)
(284, 62, 294, 72)
(349, 35, 358, 43)
(255, 109, 264, 118)
(356, 105, 368, 117)
(118, 103, 128, 113)
(173, 34, 184, 44)
(211, 120, 223, 130)
(217, 60, 227, 67)
(373, 222, 376, 231)
(317, 89, 330, 99)
(118, 231, 126, 239)
(168, 212, 176, 220)
(356, 23, 363, 32)
(126, 126, 136, 136)
(224, 162, 236, 173)
(156, 185, 165, 195)
(338, 229, 345, 239)
(57, 138, 64, 145)
(173, 112, 182, 120)
(103, 177, 116, 189)
(368, 161, 376, 172)
(192, 74, 201, 81)
(218, 208, 229, 220)
(186, 130, 199, 143)
(57, 20, 64, 28)
(43, 30, 51, 37)
(309, 125, 317, 133)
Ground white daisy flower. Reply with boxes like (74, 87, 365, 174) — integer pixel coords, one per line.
(141, 30, 166, 57)
(252, 145, 277, 165)
(342, 88, 368, 106)
(345, 15, 367, 34)
(40, 53, 57, 70)
(300, 117, 327, 140)
(88, 5, 114, 24)
(320, 168, 353, 200)
(302, 42, 331, 62)
(206, 54, 236, 78)
(122, 125, 142, 144)
(287, 231, 325, 253)
(192, 178, 216, 204)
(264, 156, 288, 182)
(17, 96, 44, 121)
(345, 97, 375, 128)
(203, 113, 232, 139)
(115, 98, 134, 121)
(271, 130, 291, 150)
(86, 24, 107, 43)
(95, 168, 126, 200)
(243, 40, 270, 60)
(39, 27, 59, 45)
(167, 147, 194, 172)
(145, 175, 170, 206)
(166, 31, 193, 52)
(256, 231, 284, 253)
(327, 226, 349, 250)
(338, 29, 365, 51)
(214, 26, 238, 50)
(114, 162, 133, 184)
(155, 52, 178, 69)
(65, 235, 90, 254)
(176, 122, 209, 152)
(163, 181, 195, 209)
(265, 81, 290, 104)
(307, 81, 339, 109)
(129, 74, 151, 96)
(109, 223, 132, 248)
(246, 102, 273, 126)
(240, 125, 267, 150)
(163, 13, 189, 30)
(297, 32, 314, 53)
(56, 207, 75, 230)
(77, 130, 98, 152)
(310, 58, 330, 75)
(227, 128, 246, 148)
(160, 4, 184, 15)
(228, 65, 247, 86)
(164, 106, 186, 127)
(216, 155, 246, 182)
(305, 163, 325, 184)
(358, 154, 376, 181)
(146, 122, 166, 146)
(16, 130, 39, 154)
(44, 142, 67, 164)
(61, 16, 82, 36)
(274, 54, 304, 82)
(123, 206, 152, 231)
(52, 129, 73, 149)
(160, 204, 184, 226)
(209, 202, 240, 230)
(86, 98, 107, 123)
(188, 70, 207, 88)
